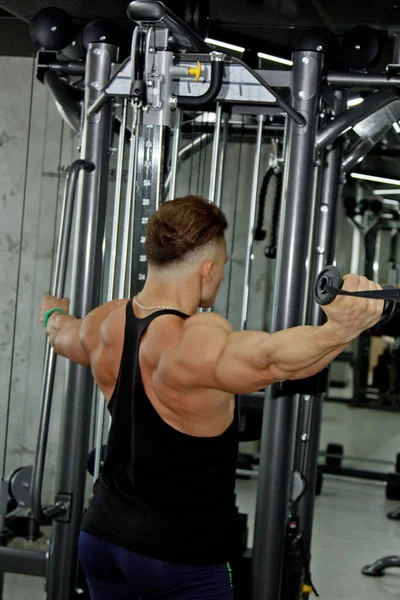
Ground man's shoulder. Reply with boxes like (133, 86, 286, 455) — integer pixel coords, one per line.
(183, 311, 233, 333)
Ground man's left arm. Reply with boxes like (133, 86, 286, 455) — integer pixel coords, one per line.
(40, 295, 128, 366)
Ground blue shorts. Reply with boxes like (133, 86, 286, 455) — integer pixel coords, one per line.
(78, 532, 234, 599)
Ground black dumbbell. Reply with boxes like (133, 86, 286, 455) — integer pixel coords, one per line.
(314, 265, 399, 326)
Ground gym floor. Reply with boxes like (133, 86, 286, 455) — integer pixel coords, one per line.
(4, 401, 400, 600)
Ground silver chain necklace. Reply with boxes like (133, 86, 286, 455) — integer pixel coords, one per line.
(133, 295, 182, 312)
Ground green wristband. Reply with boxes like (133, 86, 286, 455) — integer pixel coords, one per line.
(44, 308, 66, 328)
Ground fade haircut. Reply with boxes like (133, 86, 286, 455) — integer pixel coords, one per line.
(146, 196, 228, 267)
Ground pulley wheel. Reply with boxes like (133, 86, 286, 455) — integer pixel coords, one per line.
(9, 465, 32, 508)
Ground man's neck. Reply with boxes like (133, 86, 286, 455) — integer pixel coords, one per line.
(138, 272, 200, 316)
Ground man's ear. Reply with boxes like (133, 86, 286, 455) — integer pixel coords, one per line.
(201, 260, 214, 283)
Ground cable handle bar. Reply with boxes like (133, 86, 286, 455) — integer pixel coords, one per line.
(314, 265, 400, 326)
(30, 160, 95, 523)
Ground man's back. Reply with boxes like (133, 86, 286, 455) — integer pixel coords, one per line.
(81, 301, 239, 566)
(87, 300, 236, 437)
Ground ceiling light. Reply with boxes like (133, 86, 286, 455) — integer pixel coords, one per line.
(394, 122, 400, 134)
(381, 213, 394, 219)
(347, 98, 364, 107)
(351, 173, 400, 186)
(383, 198, 400, 205)
(257, 52, 293, 66)
(205, 38, 245, 53)
(195, 112, 217, 123)
(373, 189, 400, 195)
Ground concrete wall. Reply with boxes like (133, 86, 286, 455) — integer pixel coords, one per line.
(0, 56, 79, 503)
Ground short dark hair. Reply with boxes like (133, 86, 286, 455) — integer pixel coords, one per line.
(146, 196, 228, 267)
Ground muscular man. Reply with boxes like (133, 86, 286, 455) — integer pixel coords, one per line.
(40, 195, 383, 600)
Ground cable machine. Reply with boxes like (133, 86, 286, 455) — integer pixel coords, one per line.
(2, 2, 400, 599)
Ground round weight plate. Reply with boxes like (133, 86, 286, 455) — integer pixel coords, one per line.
(9, 466, 32, 508)
(314, 265, 342, 306)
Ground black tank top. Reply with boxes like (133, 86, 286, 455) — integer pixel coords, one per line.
(81, 301, 239, 565)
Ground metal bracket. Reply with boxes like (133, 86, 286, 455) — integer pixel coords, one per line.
(43, 493, 71, 523)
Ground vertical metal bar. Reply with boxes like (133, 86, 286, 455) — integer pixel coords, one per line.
(301, 162, 324, 324)
(118, 103, 140, 299)
(350, 223, 362, 273)
(294, 120, 345, 564)
(0, 478, 8, 600)
(92, 99, 128, 480)
(215, 112, 229, 209)
(47, 42, 117, 600)
(130, 123, 166, 297)
(109, 98, 128, 296)
(93, 389, 106, 480)
(208, 103, 223, 203)
(240, 114, 265, 331)
(388, 230, 398, 286)
(30, 160, 94, 524)
(168, 109, 182, 200)
(394, 230, 400, 285)
(373, 228, 382, 281)
(252, 51, 324, 600)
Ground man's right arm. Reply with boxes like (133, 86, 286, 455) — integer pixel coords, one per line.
(158, 273, 384, 395)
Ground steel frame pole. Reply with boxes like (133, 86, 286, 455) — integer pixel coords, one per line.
(47, 42, 117, 600)
(208, 102, 223, 204)
(93, 98, 129, 481)
(294, 96, 346, 569)
(241, 114, 265, 331)
(252, 51, 324, 600)
(215, 112, 229, 209)
(168, 108, 182, 200)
